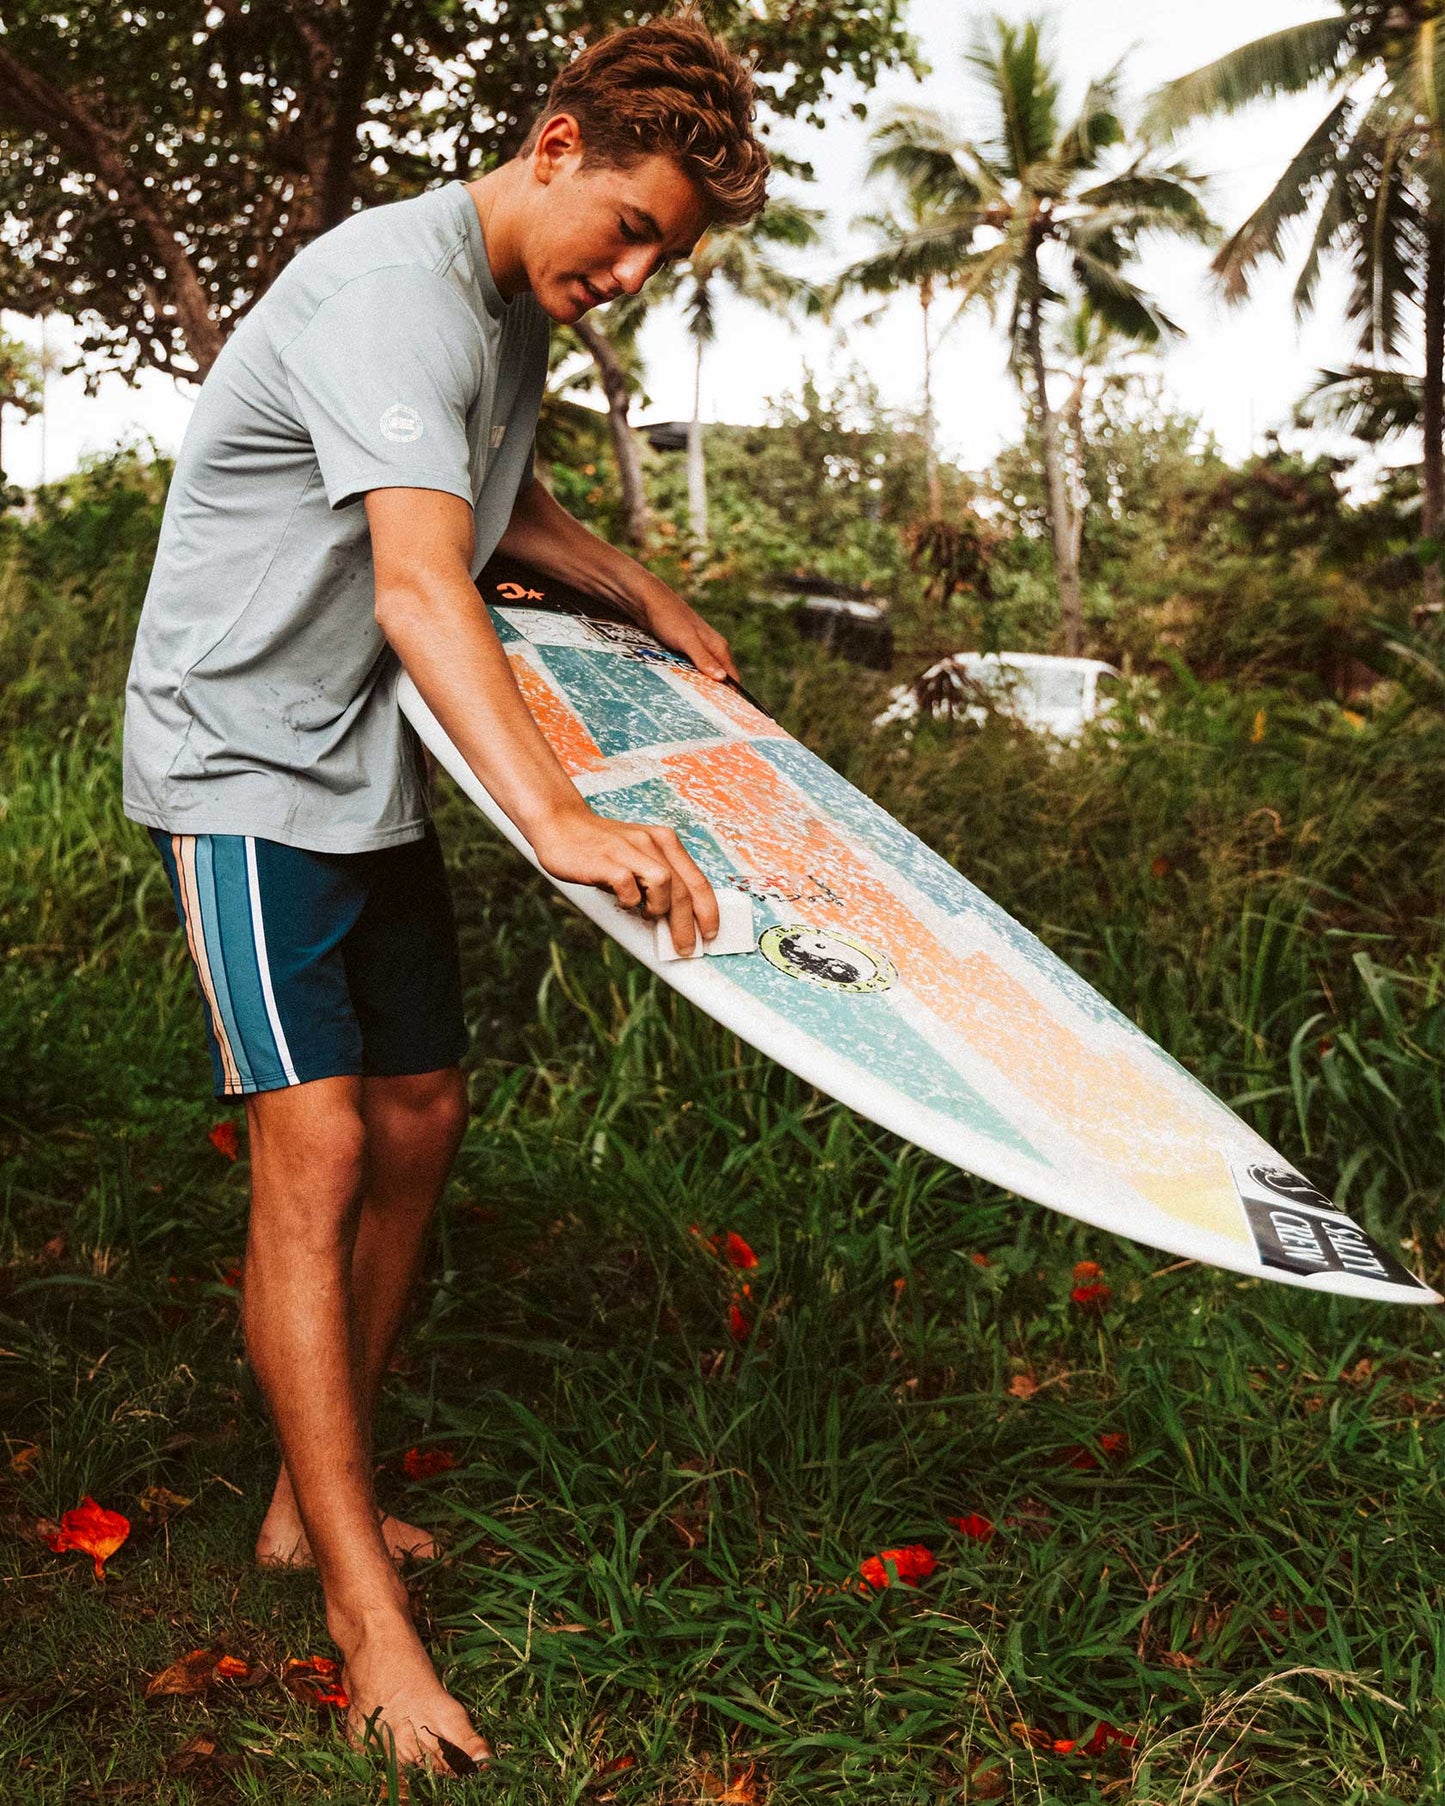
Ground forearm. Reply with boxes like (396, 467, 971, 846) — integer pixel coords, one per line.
(377, 567, 587, 843)
(496, 477, 668, 623)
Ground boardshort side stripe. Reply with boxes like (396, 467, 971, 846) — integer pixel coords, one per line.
(244, 837, 300, 1085)
(171, 834, 243, 1094)
(191, 837, 257, 1094)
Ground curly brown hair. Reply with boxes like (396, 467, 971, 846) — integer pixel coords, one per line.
(520, 5, 770, 228)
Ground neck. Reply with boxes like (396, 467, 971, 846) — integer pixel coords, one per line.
(464, 165, 530, 299)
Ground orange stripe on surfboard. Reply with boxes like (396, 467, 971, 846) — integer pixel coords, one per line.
(509, 651, 608, 775)
(666, 666, 787, 738)
(662, 742, 1245, 1244)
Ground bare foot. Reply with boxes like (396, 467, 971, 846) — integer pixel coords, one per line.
(257, 1507, 439, 1568)
(338, 1610, 491, 1774)
(256, 1472, 441, 1568)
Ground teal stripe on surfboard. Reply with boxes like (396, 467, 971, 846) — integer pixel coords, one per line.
(591, 776, 1048, 1167)
(753, 738, 1141, 1035)
(485, 605, 524, 644)
(535, 646, 721, 756)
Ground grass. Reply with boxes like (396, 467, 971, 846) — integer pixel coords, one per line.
(2, 464, 1444, 1801)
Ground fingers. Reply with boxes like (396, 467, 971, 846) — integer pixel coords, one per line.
(689, 623, 740, 684)
(605, 824, 718, 959)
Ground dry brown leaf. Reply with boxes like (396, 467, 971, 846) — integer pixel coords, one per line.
(146, 1648, 224, 1699)
(701, 1761, 765, 1802)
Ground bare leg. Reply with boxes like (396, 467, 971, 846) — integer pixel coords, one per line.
(241, 1074, 487, 1773)
(256, 1067, 469, 1567)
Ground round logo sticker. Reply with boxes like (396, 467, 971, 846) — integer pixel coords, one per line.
(759, 924, 897, 994)
(379, 402, 424, 443)
(1246, 1162, 1333, 1211)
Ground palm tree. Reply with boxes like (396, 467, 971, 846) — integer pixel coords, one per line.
(1148, 2, 1445, 603)
(847, 15, 1213, 653)
(657, 201, 820, 543)
(838, 193, 969, 516)
(569, 298, 653, 548)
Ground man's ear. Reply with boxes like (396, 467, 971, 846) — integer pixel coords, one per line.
(532, 112, 583, 186)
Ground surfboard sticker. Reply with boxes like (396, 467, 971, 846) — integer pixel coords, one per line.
(759, 924, 898, 994)
(1231, 1161, 1431, 1294)
(397, 553, 1440, 1308)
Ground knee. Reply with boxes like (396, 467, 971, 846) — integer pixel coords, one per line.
(380, 1067, 469, 1153)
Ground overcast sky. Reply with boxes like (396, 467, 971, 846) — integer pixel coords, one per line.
(2, 0, 1372, 489)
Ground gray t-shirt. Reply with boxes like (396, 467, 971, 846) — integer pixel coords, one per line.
(123, 180, 551, 853)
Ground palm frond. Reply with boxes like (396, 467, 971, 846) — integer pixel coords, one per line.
(1067, 245, 1177, 344)
(1055, 68, 1126, 172)
(1214, 93, 1354, 300)
(1296, 361, 1422, 440)
(1145, 14, 1354, 136)
(968, 13, 1060, 179)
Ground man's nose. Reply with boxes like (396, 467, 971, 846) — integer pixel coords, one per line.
(613, 246, 660, 294)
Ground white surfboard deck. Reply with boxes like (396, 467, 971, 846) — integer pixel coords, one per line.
(395, 557, 1438, 1308)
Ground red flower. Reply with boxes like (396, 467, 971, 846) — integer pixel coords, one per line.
(949, 1513, 996, 1543)
(220, 1263, 243, 1289)
(858, 1544, 936, 1590)
(727, 1294, 752, 1341)
(1071, 1282, 1113, 1311)
(1083, 1721, 1137, 1756)
(1011, 1722, 1076, 1754)
(43, 1496, 130, 1579)
(969, 1252, 992, 1268)
(282, 1655, 349, 1710)
(400, 1445, 460, 1481)
(207, 1120, 240, 1161)
(719, 1231, 758, 1270)
(1053, 1433, 1128, 1471)
(1072, 1260, 1104, 1282)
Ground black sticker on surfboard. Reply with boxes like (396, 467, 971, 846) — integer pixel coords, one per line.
(759, 925, 896, 993)
(1232, 1163, 1430, 1291)
(726, 873, 843, 907)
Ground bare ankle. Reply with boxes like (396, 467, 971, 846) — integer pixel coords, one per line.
(327, 1588, 414, 1655)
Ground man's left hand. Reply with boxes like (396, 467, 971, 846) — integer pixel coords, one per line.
(637, 586, 740, 684)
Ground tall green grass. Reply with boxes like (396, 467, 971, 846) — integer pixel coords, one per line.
(2, 460, 1443, 1801)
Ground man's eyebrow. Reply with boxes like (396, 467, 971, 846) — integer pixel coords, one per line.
(625, 207, 664, 238)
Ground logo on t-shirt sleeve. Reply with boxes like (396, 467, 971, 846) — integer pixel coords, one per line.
(380, 403, 424, 443)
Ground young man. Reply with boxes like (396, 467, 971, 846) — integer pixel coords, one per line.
(122, 8, 769, 1774)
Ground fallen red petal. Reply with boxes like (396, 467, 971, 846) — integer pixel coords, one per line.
(1083, 1721, 1138, 1756)
(282, 1655, 349, 1710)
(43, 1495, 130, 1579)
(858, 1543, 936, 1590)
(949, 1512, 996, 1543)
(595, 1754, 637, 1776)
(1070, 1282, 1113, 1311)
(1072, 1259, 1105, 1282)
(400, 1445, 460, 1480)
(721, 1231, 759, 1269)
(207, 1120, 240, 1161)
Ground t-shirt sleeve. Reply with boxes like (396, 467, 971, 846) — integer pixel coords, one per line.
(279, 266, 483, 512)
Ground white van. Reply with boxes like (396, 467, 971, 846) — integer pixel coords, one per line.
(875, 651, 1122, 743)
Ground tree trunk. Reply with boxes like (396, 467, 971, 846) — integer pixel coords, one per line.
(687, 335, 709, 544)
(571, 316, 651, 548)
(1023, 251, 1083, 655)
(1422, 201, 1444, 612)
(921, 277, 940, 518)
(0, 44, 225, 377)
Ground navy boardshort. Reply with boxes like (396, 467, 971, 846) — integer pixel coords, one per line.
(150, 825, 468, 1100)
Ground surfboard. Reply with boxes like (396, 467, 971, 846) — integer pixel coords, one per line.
(397, 552, 1438, 1307)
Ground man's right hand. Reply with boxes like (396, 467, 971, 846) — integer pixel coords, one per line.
(530, 806, 720, 958)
